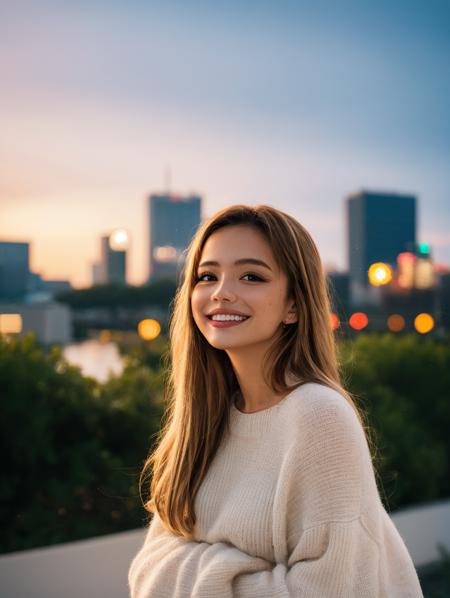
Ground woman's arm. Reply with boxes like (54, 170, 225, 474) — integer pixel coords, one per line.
(130, 515, 421, 598)
(219, 518, 380, 598)
(128, 511, 272, 598)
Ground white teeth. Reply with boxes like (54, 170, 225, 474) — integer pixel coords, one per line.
(210, 314, 248, 321)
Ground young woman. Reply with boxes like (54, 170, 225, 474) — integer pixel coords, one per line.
(128, 204, 423, 597)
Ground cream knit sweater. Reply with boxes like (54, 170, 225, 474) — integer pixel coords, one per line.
(128, 382, 424, 597)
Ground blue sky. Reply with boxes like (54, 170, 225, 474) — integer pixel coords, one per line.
(1, 0, 449, 286)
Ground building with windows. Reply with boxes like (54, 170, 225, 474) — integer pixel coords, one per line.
(0, 302, 72, 344)
(346, 190, 416, 304)
(148, 193, 202, 283)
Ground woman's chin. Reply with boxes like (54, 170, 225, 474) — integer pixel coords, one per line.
(205, 337, 248, 351)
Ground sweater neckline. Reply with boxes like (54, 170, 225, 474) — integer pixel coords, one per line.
(229, 383, 308, 438)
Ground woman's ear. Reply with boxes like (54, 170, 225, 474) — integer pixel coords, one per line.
(284, 302, 298, 325)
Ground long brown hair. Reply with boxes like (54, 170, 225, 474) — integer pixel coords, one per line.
(140, 204, 376, 538)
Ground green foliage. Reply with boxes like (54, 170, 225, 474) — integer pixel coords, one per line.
(0, 333, 164, 553)
(2, 330, 450, 554)
(338, 332, 450, 512)
(116, 334, 171, 372)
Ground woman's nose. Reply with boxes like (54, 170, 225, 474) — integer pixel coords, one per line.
(211, 279, 236, 301)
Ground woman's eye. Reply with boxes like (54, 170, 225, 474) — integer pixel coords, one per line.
(242, 273, 263, 282)
(196, 272, 215, 282)
(196, 272, 263, 283)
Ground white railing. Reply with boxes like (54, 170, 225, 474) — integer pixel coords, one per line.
(1, 499, 449, 598)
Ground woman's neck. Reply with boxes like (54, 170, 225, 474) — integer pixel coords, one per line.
(227, 347, 300, 413)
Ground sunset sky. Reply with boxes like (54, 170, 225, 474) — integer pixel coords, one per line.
(1, 0, 449, 288)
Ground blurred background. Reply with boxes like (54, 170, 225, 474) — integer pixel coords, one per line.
(1, 1, 449, 596)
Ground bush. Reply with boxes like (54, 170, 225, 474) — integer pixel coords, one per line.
(338, 332, 450, 512)
(0, 333, 164, 553)
(2, 330, 449, 553)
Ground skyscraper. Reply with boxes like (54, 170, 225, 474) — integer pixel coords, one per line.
(346, 190, 416, 303)
(99, 230, 128, 285)
(148, 193, 202, 283)
(0, 241, 30, 302)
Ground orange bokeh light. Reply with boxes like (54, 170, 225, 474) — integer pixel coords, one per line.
(368, 262, 392, 286)
(387, 314, 405, 332)
(138, 319, 161, 340)
(414, 313, 434, 334)
(349, 312, 368, 331)
(330, 313, 339, 330)
(0, 313, 22, 334)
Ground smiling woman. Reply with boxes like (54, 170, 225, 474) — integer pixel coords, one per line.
(190, 224, 298, 413)
(128, 204, 424, 597)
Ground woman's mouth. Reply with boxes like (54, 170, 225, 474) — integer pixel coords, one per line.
(206, 315, 250, 328)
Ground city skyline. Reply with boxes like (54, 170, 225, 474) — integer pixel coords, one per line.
(1, 184, 448, 289)
(1, 1, 449, 287)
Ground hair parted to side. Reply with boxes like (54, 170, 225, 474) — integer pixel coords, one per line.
(139, 203, 377, 538)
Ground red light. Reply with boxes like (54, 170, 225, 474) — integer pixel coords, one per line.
(330, 313, 339, 331)
(397, 252, 416, 264)
(349, 312, 368, 331)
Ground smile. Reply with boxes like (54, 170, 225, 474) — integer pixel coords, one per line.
(207, 315, 250, 328)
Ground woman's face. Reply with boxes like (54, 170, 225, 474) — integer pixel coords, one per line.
(191, 224, 296, 353)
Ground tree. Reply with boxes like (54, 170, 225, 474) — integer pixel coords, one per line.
(338, 332, 450, 511)
(0, 333, 164, 553)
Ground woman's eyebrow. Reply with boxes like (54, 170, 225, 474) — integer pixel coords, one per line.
(198, 258, 273, 272)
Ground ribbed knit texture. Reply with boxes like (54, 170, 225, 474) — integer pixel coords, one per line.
(128, 382, 424, 597)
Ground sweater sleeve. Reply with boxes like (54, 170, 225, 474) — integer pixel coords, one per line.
(228, 518, 382, 597)
(217, 397, 424, 598)
(128, 510, 273, 598)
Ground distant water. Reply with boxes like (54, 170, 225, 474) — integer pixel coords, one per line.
(63, 339, 124, 383)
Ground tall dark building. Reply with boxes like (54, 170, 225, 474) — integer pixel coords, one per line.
(100, 230, 128, 285)
(346, 190, 416, 303)
(148, 193, 202, 283)
(0, 241, 30, 302)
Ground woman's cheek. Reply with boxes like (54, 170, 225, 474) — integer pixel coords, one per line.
(191, 292, 204, 322)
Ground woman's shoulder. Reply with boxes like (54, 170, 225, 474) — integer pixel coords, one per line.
(281, 382, 364, 442)
(285, 381, 353, 417)
(282, 383, 375, 512)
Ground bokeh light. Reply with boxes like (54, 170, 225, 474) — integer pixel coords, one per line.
(138, 319, 161, 340)
(154, 246, 178, 262)
(349, 312, 368, 331)
(414, 313, 434, 334)
(0, 314, 22, 334)
(387, 314, 405, 332)
(418, 242, 430, 255)
(368, 262, 392, 286)
(330, 313, 339, 331)
(109, 229, 129, 251)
